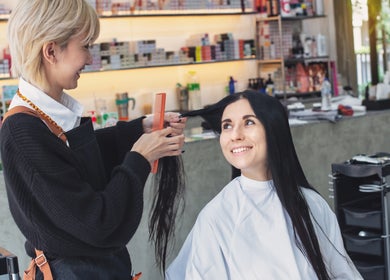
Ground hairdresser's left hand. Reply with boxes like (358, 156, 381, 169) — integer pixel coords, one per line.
(142, 112, 187, 135)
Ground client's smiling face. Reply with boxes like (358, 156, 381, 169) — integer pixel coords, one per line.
(219, 98, 269, 181)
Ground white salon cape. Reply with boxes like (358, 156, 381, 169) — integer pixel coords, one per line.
(166, 176, 362, 280)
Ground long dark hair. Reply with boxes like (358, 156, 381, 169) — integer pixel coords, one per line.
(183, 90, 331, 279)
(149, 155, 185, 274)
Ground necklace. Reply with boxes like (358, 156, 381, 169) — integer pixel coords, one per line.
(17, 90, 66, 139)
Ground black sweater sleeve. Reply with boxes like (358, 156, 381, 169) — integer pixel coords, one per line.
(94, 116, 147, 179)
(0, 113, 150, 258)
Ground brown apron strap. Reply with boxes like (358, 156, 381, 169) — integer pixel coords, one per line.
(23, 250, 53, 280)
(3, 106, 39, 121)
(23, 258, 36, 280)
(4, 106, 67, 143)
(5, 106, 59, 280)
(34, 250, 53, 280)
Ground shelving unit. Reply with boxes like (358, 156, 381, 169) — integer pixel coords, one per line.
(0, 58, 257, 81)
(0, 2, 333, 113)
(331, 155, 390, 280)
(0, 8, 258, 116)
(1, 11, 257, 78)
(255, 15, 284, 95)
(255, 14, 331, 101)
(99, 11, 257, 17)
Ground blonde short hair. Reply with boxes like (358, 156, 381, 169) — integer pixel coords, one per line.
(7, 0, 100, 86)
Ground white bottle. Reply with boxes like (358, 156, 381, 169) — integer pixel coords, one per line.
(321, 78, 332, 111)
(317, 34, 327, 56)
(315, 0, 324, 15)
(280, 0, 292, 17)
(270, 41, 276, 59)
(187, 71, 202, 110)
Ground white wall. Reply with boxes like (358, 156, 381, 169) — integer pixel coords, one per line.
(0, 0, 16, 10)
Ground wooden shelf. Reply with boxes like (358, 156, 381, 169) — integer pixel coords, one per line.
(0, 11, 258, 22)
(257, 58, 283, 64)
(84, 57, 256, 73)
(100, 11, 257, 17)
(284, 56, 330, 65)
(281, 15, 327, 21)
(0, 58, 257, 81)
(0, 76, 14, 81)
(255, 15, 326, 23)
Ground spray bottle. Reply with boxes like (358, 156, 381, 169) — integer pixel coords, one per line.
(88, 110, 100, 130)
(321, 78, 332, 111)
(187, 71, 202, 110)
(228, 76, 236, 95)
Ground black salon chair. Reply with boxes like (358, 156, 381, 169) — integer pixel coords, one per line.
(0, 247, 20, 280)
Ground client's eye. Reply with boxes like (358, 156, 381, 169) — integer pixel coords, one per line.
(245, 119, 255, 126)
(222, 122, 232, 130)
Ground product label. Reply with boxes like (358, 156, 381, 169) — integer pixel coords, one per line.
(188, 83, 200, 91)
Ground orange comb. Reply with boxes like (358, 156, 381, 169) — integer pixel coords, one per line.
(151, 93, 166, 173)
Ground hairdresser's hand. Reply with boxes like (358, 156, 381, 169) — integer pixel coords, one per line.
(131, 126, 185, 167)
(142, 112, 187, 135)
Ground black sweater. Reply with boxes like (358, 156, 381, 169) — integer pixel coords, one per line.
(0, 113, 150, 259)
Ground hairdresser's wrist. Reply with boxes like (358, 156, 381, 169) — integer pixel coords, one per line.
(142, 114, 153, 133)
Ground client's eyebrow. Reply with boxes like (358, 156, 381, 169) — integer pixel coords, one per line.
(243, 114, 257, 119)
(221, 115, 257, 124)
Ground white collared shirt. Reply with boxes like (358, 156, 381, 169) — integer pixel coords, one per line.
(9, 78, 84, 132)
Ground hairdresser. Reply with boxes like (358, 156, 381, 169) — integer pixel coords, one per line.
(0, 0, 186, 279)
